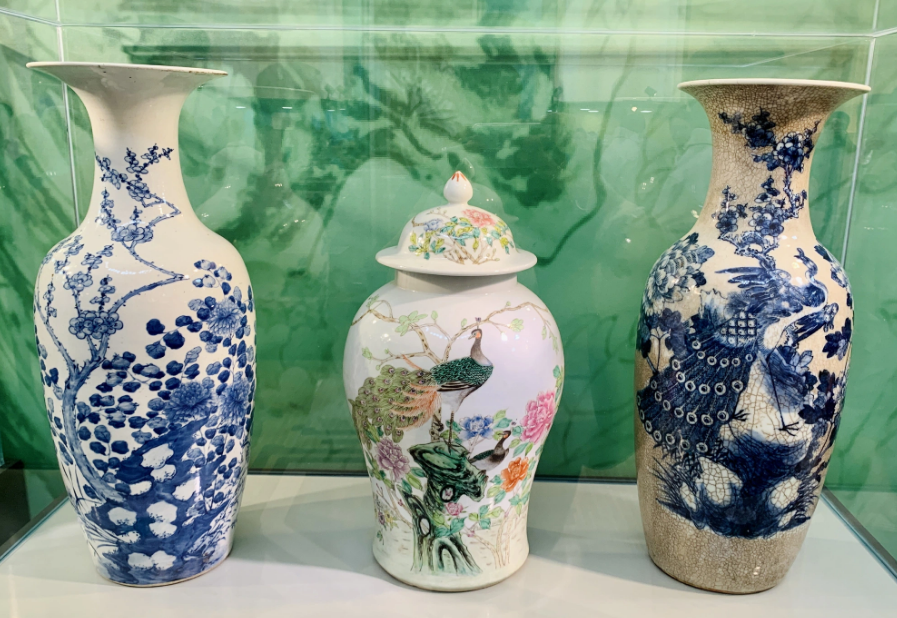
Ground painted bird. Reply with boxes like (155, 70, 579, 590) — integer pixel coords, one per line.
(351, 323, 494, 446)
(468, 429, 513, 471)
(636, 248, 839, 538)
(638, 248, 831, 460)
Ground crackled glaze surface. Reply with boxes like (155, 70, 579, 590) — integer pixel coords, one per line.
(29, 63, 256, 586)
(634, 80, 867, 593)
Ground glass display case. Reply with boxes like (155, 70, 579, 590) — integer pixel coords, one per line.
(0, 0, 894, 612)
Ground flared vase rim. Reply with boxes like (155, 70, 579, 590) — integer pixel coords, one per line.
(27, 61, 227, 77)
(678, 78, 869, 93)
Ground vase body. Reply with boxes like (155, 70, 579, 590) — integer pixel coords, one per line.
(634, 80, 867, 593)
(29, 63, 256, 586)
(345, 271, 563, 590)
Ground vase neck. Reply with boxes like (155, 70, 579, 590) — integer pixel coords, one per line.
(694, 125, 819, 239)
(30, 64, 224, 227)
(683, 81, 868, 243)
(395, 271, 517, 293)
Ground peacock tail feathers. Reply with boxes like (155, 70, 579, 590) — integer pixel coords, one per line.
(351, 364, 441, 446)
(431, 357, 494, 388)
(638, 317, 758, 463)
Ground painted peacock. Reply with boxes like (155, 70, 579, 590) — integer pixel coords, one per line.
(352, 325, 493, 446)
(637, 248, 838, 537)
(639, 248, 831, 459)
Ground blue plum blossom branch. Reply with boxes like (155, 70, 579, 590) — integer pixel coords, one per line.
(715, 110, 821, 269)
(36, 142, 258, 539)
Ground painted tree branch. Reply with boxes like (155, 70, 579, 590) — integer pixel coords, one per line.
(353, 298, 557, 370)
(34, 301, 77, 376)
(442, 301, 557, 362)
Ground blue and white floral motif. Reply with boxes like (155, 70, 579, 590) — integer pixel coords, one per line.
(636, 109, 851, 540)
(34, 145, 256, 586)
(643, 233, 714, 309)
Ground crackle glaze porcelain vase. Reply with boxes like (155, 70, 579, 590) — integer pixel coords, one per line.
(634, 79, 868, 593)
(28, 62, 256, 586)
(344, 172, 564, 591)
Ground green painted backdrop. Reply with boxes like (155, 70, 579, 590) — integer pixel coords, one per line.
(0, 1, 893, 554)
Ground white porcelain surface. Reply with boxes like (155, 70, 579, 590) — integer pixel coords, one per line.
(27, 62, 256, 586)
(345, 174, 563, 590)
(376, 172, 537, 276)
(1, 475, 894, 618)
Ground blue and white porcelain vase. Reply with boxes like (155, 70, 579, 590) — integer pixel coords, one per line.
(28, 62, 256, 586)
(634, 79, 868, 593)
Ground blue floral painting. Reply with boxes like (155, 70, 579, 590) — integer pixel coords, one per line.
(34, 146, 256, 585)
(636, 109, 851, 539)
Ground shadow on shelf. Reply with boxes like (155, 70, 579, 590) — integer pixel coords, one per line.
(525, 480, 705, 593)
(229, 484, 417, 590)
(229, 477, 703, 593)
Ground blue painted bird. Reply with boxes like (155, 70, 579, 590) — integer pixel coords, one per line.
(637, 248, 840, 538)
(638, 248, 833, 462)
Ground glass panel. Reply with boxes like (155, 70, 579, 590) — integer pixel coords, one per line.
(55, 0, 878, 34)
(0, 0, 892, 576)
(0, 11, 71, 549)
(0, 1, 57, 21)
(828, 31, 897, 562)
(876, 2, 897, 32)
(57, 26, 868, 475)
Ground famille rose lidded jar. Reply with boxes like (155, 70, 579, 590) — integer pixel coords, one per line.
(344, 172, 564, 591)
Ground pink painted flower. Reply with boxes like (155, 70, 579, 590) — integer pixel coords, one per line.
(376, 439, 411, 481)
(522, 391, 556, 444)
(445, 502, 463, 517)
(463, 208, 495, 228)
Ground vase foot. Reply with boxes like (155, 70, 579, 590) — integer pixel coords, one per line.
(96, 544, 232, 588)
(640, 511, 808, 594)
(372, 542, 527, 592)
(648, 550, 780, 595)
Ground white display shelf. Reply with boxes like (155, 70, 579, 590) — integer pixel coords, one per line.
(1, 474, 895, 617)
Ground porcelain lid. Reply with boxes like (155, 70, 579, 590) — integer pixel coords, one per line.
(376, 172, 537, 276)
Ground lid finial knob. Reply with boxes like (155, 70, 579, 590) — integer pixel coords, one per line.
(444, 171, 474, 205)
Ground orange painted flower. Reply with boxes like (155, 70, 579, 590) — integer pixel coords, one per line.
(501, 457, 529, 492)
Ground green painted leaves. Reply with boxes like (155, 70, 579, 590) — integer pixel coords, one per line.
(513, 442, 533, 457)
(396, 310, 426, 335)
(408, 229, 446, 260)
(435, 517, 465, 538)
(469, 504, 503, 529)
(510, 318, 524, 332)
(509, 492, 531, 515)
(405, 472, 423, 490)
